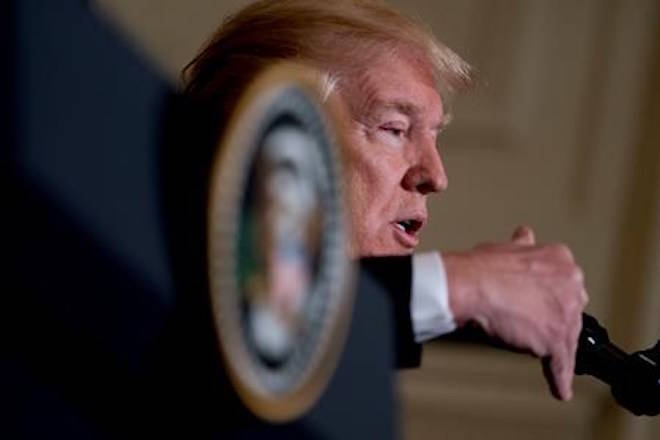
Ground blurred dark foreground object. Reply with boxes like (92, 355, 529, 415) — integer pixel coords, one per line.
(2, 0, 400, 437)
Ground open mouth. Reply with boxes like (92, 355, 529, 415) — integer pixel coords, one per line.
(394, 219, 423, 236)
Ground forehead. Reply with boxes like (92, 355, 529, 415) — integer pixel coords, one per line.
(344, 54, 445, 126)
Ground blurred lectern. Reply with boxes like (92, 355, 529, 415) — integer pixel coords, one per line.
(3, 1, 400, 437)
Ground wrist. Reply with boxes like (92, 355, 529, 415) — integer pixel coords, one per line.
(441, 251, 481, 328)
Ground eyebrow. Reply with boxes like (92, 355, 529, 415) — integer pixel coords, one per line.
(369, 98, 448, 131)
(379, 100, 418, 116)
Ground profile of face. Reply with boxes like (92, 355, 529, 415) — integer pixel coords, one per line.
(338, 54, 448, 257)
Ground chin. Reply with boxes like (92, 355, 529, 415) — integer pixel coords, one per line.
(351, 228, 416, 257)
(387, 247, 415, 256)
(357, 242, 414, 257)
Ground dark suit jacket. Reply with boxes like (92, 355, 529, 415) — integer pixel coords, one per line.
(361, 257, 422, 368)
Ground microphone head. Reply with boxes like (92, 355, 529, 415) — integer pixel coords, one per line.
(576, 313, 660, 416)
(575, 313, 627, 381)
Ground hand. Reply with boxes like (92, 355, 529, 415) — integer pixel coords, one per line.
(442, 225, 589, 400)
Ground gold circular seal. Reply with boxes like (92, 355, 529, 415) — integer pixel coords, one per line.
(207, 63, 355, 422)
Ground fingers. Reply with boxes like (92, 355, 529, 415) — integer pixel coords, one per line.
(511, 225, 536, 246)
(541, 357, 560, 399)
(541, 341, 574, 400)
(542, 353, 573, 401)
(542, 302, 583, 401)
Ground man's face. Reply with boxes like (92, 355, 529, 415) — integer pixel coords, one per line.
(338, 55, 448, 257)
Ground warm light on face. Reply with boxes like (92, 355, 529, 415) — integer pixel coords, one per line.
(336, 55, 448, 257)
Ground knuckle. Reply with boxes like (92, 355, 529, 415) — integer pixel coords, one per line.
(549, 243, 574, 262)
(557, 266, 586, 303)
(568, 291, 586, 314)
(570, 266, 584, 285)
(581, 289, 590, 305)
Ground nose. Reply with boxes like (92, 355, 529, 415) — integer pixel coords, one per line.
(401, 139, 448, 194)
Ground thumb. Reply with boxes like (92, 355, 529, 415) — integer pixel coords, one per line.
(511, 225, 536, 246)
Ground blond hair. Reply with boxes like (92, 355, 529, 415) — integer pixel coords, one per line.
(182, 0, 472, 121)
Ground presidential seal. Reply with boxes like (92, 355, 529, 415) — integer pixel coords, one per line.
(207, 64, 355, 422)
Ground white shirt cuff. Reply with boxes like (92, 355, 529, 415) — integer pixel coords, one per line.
(411, 251, 456, 342)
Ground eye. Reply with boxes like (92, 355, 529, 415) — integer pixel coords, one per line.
(379, 124, 408, 139)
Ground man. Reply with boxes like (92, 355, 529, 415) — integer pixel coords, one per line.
(183, 0, 588, 401)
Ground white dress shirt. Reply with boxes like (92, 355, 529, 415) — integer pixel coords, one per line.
(411, 252, 456, 342)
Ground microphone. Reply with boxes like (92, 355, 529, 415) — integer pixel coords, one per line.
(444, 313, 660, 416)
(576, 313, 659, 416)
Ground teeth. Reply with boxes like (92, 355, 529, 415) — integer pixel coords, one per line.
(395, 223, 406, 232)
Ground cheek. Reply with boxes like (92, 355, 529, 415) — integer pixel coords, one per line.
(339, 128, 405, 233)
(342, 153, 397, 231)
(343, 166, 372, 228)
